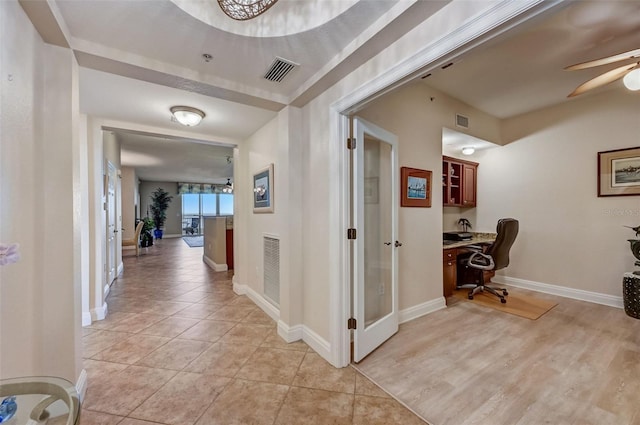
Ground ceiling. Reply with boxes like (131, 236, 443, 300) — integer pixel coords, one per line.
(24, 1, 640, 182)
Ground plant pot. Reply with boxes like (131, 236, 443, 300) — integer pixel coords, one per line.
(154, 229, 163, 239)
(623, 272, 640, 319)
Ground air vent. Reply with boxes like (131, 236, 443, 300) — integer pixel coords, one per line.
(456, 114, 469, 129)
(264, 57, 298, 82)
(263, 235, 280, 306)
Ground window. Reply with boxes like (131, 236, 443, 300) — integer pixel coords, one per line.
(182, 193, 233, 235)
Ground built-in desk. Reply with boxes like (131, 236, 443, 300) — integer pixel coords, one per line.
(443, 233, 496, 302)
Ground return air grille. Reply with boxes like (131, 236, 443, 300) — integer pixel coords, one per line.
(264, 57, 298, 82)
(456, 113, 469, 129)
(264, 235, 280, 306)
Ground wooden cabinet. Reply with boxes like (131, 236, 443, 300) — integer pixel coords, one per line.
(443, 249, 457, 298)
(442, 156, 478, 207)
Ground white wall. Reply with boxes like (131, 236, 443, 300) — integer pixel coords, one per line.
(1, 0, 83, 382)
(477, 89, 640, 298)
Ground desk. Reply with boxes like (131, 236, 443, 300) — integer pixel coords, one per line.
(0, 376, 80, 425)
(443, 234, 496, 302)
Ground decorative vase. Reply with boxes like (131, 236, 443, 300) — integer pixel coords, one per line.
(623, 272, 640, 319)
(154, 229, 163, 239)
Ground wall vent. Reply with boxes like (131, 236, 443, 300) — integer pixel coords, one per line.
(455, 113, 469, 129)
(263, 235, 280, 306)
(264, 57, 298, 82)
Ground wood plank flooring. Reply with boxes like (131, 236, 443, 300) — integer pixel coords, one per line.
(354, 287, 640, 425)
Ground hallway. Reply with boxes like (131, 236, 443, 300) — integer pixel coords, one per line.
(80, 238, 426, 424)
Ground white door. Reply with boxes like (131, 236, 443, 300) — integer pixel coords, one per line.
(352, 117, 399, 362)
(107, 162, 117, 285)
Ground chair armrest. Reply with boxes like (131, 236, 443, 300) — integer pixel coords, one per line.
(468, 252, 495, 270)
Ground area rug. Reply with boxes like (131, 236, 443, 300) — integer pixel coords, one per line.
(451, 287, 557, 320)
(182, 236, 203, 248)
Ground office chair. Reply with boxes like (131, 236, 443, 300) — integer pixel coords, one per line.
(457, 218, 519, 304)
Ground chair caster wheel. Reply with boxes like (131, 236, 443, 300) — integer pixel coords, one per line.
(468, 295, 474, 300)
(500, 298, 507, 304)
(503, 290, 509, 296)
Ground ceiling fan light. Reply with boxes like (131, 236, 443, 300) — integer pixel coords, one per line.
(623, 68, 640, 91)
(461, 146, 475, 155)
(170, 106, 205, 126)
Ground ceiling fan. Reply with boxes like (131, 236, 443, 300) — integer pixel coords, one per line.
(565, 47, 640, 97)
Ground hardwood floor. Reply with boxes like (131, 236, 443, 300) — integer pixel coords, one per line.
(354, 288, 640, 425)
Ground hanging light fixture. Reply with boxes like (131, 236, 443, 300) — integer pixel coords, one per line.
(222, 178, 234, 193)
(217, 0, 279, 21)
(170, 106, 205, 127)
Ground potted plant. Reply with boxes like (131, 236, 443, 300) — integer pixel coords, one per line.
(139, 217, 154, 247)
(458, 218, 472, 232)
(149, 188, 173, 239)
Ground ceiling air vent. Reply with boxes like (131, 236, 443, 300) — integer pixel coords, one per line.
(456, 113, 469, 129)
(264, 57, 298, 83)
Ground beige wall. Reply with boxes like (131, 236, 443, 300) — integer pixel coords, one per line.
(139, 181, 182, 236)
(1, 0, 83, 382)
(203, 217, 227, 266)
(476, 89, 640, 297)
(120, 167, 138, 240)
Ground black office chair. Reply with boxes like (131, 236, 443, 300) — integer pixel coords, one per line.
(457, 218, 519, 304)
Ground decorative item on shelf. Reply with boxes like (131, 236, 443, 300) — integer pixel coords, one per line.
(458, 218, 472, 232)
(150, 188, 173, 239)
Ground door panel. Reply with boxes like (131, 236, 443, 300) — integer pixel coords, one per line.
(352, 117, 399, 363)
(107, 162, 117, 285)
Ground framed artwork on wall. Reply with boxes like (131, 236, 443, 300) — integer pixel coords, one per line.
(400, 166, 432, 207)
(598, 147, 640, 197)
(253, 163, 274, 213)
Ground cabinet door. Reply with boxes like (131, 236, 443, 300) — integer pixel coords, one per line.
(443, 260, 456, 298)
(462, 163, 477, 207)
(443, 158, 463, 206)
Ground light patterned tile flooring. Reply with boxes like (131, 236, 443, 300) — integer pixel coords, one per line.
(80, 238, 427, 425)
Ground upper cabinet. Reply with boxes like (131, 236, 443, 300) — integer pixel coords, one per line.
(442, 156, 478, 207)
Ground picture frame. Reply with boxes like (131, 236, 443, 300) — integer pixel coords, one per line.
(400, 167, 432, 207)
(598, 147, 640, 197)
(253, 163, 274, 213)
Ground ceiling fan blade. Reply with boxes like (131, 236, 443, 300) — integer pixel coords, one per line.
(568, 63, 637, 97)
(565, 48, 640, 71)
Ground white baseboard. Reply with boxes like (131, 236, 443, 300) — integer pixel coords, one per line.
(232, 276, 246, 295)
(117, 262, 124, 277)
(301, 325, 332, 362)
(203, 255, 228, 272)
(492, 275, 624, 309)
(76, 369, 88, 402)
(277, 321, 303, 343)
(91, 302, 108, 321)
(82, 311, 92, 327)
(104, 283, 110, 299)
(399, 297, 447, 324)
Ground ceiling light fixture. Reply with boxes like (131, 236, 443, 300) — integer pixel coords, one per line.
(170, 106, 205, 127)
(461, 146, 475, 155)
(623, 68, 640, 91)
(217, 0, 279, 21)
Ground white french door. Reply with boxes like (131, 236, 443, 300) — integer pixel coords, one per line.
(106, 162, 117, 285)
(352, 117, 399, 362)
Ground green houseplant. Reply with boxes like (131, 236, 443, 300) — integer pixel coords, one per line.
(150, 188, 173, 239)
(139, 217, 154, 247)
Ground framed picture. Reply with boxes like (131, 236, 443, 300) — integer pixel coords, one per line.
(598, 147, 640, 197)
(401, 167, 432, 207)
(253, 163, 274, 213)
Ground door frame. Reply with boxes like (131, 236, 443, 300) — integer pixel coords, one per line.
(328, 0, 562, 367)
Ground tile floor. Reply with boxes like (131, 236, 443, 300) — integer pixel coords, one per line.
(80, 238, 427, 425)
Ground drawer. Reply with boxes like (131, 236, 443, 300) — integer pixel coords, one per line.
(443, 248, 457, 262)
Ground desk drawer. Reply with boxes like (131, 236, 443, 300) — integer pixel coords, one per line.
(443, 248, 457, 262)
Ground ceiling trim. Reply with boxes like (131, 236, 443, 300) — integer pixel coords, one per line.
(19, 0, 70, 48)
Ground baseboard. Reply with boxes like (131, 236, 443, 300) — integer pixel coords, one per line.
(232, 276, 246, 295)
(90, 302, 108, 321)
(82, 311, 92, 327)
(76, 369, 88, 402)
(104, 283, 110, 299)
(301, 325, 332, 362)
(117, 262, 124, 277)
(399, 297, 447, 324)
(203, 255, 228, 272)
(277, 321, 303, 343)
(492, 275, 624, 309)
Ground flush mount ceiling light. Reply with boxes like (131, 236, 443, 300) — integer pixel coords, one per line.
(217, 0, 279, 21)
(170, 106, 205, 127)
(461, 146, 475, 155)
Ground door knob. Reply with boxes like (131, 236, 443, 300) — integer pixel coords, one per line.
(395, 241, 402, 247)
(384, 242, 391, 246)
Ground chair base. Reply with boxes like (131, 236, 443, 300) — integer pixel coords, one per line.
(456, 283, 508, 303)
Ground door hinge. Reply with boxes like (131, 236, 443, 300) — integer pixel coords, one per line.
(347, 228, 357, 240)
(347, 137, 356, 150)
(348, 317, 357, 329)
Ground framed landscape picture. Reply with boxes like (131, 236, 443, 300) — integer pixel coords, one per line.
(598, 147, 640, 197)
(400, 167, 432, 207)
(253, 163, 274, 213)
